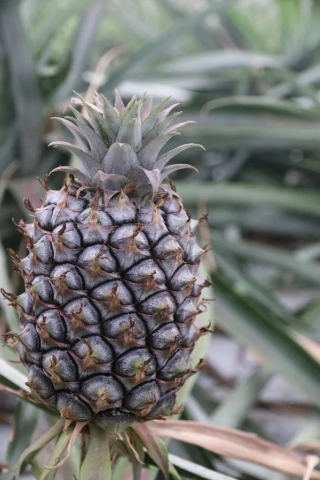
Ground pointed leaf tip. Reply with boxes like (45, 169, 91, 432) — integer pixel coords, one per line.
(161, 164, 198, 182)
(114, 88, 126, 115)
(155, 143, 205, 171)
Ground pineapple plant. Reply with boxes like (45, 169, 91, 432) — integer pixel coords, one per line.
(1, 91, 209, 477)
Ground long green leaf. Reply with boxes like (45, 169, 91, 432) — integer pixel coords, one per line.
(2, 400, 39, 480)
(14, 419, 65, 480)
(160, 50, 283, 75)
(54, 2, 107, 102)
(214, 250, 296, 324)
(176, 182, 320, 218)
(103, 0, 237, 92)
(212, 232, 320, 284)
(0, 242, 19, 332)
(0, 0, 42, 173)
(207, 207, 320, 239)
(39, 429, 73, 480)
(212, 273, 320, 409)
(210, 368, 272, 428)
(176, 115, 320, 151)
(201, 95, 320, 118)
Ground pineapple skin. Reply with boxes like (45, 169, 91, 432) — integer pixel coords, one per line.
(3, 93, 208, 428)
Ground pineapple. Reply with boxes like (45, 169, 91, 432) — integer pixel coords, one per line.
(2, 92, 208, 430)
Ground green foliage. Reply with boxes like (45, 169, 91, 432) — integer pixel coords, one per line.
(2, 0, 320, 479)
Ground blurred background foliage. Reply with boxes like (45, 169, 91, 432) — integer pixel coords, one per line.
(2, 0, 320, 478)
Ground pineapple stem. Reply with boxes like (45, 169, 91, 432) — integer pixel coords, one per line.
(79, 423, 112, 480)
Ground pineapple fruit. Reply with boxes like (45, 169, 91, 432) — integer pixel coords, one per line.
(2, 92, 208, 429)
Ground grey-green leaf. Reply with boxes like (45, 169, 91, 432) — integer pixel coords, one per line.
(102, 143, 139, 174)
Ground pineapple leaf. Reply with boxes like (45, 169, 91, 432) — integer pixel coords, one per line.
(127, 167, 161, 196)
(155, 144, 205, 171)
(116, 118, 142, 151)
(114, 88, 126, 115)
(68, 105, 92, 127)
(148, 419, 318, 478)
(121, 98, 142, 125)
(211, 271, 320, 405)
(120, 95, 137, 120)
(49, 166, 90, 183)
(0, 242, 19, 331)
(154, 103, 180, 125)
(14, 419, 65, 480)
(160, 164, 198, 182)
(91, 170, 128, 190)
(4, 400, 39, 479)
(52, 117, 90, 153)
(168, 453, 235, 480)
(40, 429, 73, 479)
(101, 143, 139, 174)
(142, 112, 182, 147)
(82, 102, 116, 146)
(141, 96, 171, 137)
(0, 0, 42, 172)
(164, 120, 196, 134)
(137, 133, 179, 169)
(68, 119, 109, 161)
(49, 142, 101, 177)
(132, 424, 169, 478)
(140, 94, 155, 122)
(100, 94, 121, 134)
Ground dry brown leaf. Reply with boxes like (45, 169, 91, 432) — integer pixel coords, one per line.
(293, 333, 320, 364)
(294, 442, 320, 452)
(303, 456, 320, 480)
(82, 45, 130, 112)
(148, 420, 320, 479)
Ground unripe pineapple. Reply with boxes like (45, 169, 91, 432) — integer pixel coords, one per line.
(2, 92, 208, 430)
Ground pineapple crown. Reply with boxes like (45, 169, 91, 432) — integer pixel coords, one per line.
(50, 91, 204, 198)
